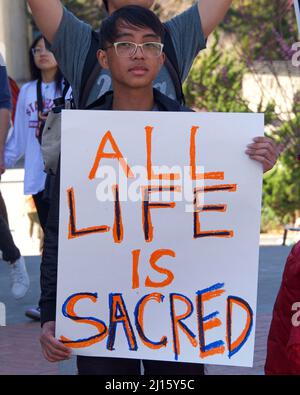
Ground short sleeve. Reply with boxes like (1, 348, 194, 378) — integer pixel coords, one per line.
(50, 8, 93, 106)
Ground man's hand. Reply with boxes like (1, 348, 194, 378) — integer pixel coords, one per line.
(40, 321, 72, 362)
(246, 137, 279, 173)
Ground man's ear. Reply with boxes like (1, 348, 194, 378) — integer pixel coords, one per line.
(159, 53, 166, 69)
(97, 49, 109, 70)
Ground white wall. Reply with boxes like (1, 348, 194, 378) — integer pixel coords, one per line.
(0, 0, 30, 83)
(243, 61, 300, 122)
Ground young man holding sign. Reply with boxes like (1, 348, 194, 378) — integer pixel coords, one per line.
(27, 0, 230, 107)
(39, 6, 278, 374)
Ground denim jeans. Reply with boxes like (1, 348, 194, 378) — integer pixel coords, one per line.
(33, 190, 50, 232)
(0, 190, 20, 263)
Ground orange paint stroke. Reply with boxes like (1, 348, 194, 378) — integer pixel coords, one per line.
(60, 293, 107, 349)
(67, 187, 110, 240)
(145, 249, 176, 288)
(141, 186, 181, 243)
(146, 126, 180, 180)
(190, 126, 224, 180)
(171, 294, 198, 359)
(89, 131, 134, 180)
(112, 184, 124, 244)
(193, 185, 237, 239)
(136, 293, 168, 350)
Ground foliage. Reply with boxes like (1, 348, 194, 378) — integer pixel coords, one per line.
(184, 31, 276, 121)
(184, 32, 248, 112)
(223, 0, 297, 60)
(61, 0, 106, 29)
(262, 99, 300, 229)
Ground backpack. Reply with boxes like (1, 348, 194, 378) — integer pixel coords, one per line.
(79, 25, 185, 108)
(41, 25, 185, 176)
(8, 77, 20, 124)
(40, 81, 72, 175)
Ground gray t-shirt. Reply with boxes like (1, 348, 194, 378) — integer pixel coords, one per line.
(51, 4, 206, 107)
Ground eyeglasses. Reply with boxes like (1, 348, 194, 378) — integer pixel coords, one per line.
(32, 47, 50, 56)
(107, 42, 164, 58)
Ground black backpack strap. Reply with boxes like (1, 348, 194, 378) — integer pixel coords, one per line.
(79, 30, 102, 109)
(163, 25, 185, 105)
(37, 79, 44, 113)
(79, 62, 102, 109)
(62, 79, 70, 99)
(36, 79, 46, 144)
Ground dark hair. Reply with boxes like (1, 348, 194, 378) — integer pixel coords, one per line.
(103, 0, 108, 12)
(100, 5, 165, 48)
(29, 35, 63, 94)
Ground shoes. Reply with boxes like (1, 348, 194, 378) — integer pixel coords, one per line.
(10, 256, 30, 299)
(25, 306, 40, 321)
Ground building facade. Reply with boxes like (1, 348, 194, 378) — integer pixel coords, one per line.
(0, 0, 30, 83)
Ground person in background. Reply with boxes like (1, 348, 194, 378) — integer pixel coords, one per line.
(5, 35, 65, 319)
(265, 242, 300, 375)
(0, 52, 29, 299)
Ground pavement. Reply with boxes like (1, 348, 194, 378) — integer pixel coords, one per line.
(0, 245, 293, 375)
(0, 169, 297, 375)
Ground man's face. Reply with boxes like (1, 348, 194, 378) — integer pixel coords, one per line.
(98, 24, 165, 91)
(108, 1, 154, 13)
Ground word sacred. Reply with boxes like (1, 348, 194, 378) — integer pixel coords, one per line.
(66, 126, 238, 243)
(60, 283, 253, 361)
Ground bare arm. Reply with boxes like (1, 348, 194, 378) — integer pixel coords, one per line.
(27, 0, 63, 44)
(198, 0, 233, 38)
(0, 109, 10, 174)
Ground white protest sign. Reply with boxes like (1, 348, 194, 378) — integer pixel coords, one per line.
(56, 111, 263, 367)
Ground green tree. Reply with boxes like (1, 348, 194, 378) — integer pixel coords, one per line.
(223, 0, 297, 60)
(184, 31, 275, 122)
(61, 0, 106, 29)
(184, 32, 249, 113)
(262, 98, 300, 228)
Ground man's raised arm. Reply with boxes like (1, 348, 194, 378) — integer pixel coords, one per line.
(27, 0, 63, 44)
(198, 0, 233, 38)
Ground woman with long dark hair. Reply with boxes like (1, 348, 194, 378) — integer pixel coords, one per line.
(4, 35, 66, 320)
(5, 35, 63, 230)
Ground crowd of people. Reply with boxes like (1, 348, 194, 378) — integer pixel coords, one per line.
(0, 0, 299, 375)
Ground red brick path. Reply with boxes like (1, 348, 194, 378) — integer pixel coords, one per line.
(0, 322, 58, 375)
(0, 313, 272, 375)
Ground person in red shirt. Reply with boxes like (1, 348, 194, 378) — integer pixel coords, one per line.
(265, 241, 300, 375)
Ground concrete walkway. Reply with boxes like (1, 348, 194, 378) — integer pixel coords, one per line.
(0, 246, 292, 375)
(0, 167, 296, 375)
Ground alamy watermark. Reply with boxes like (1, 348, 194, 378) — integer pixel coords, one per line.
(291, 42, 300, 66)
(93, 164, 209, 213)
